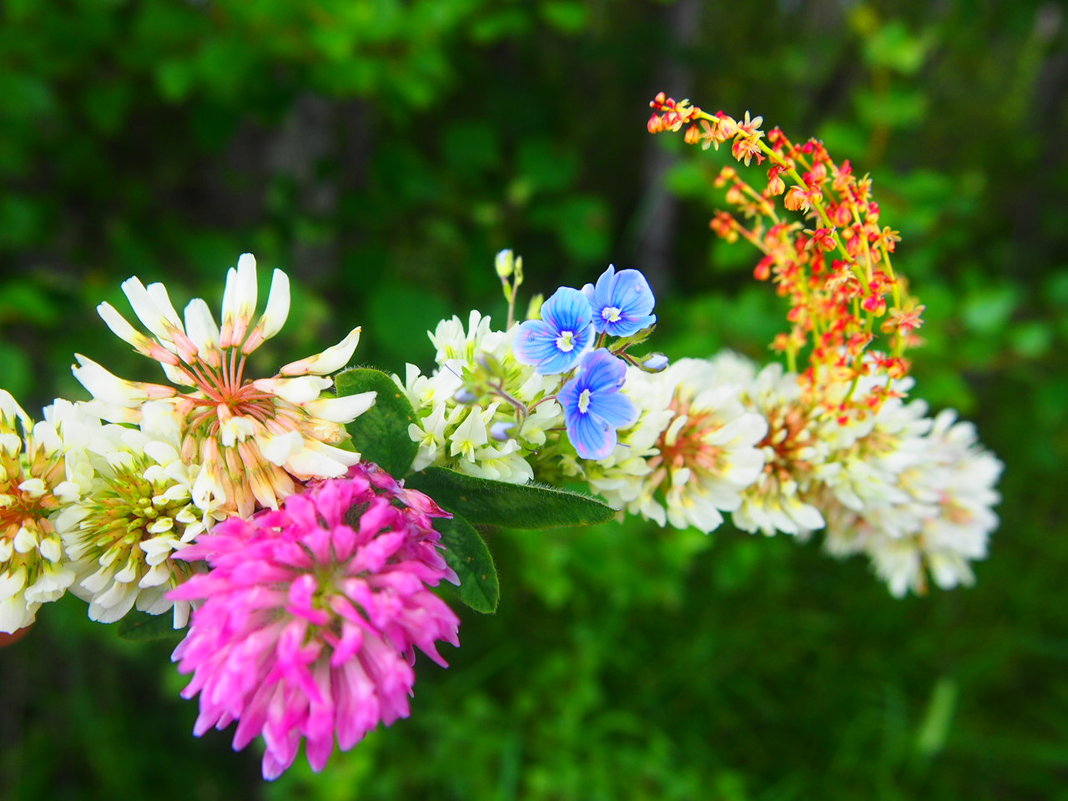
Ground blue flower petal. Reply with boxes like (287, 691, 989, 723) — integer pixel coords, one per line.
(577, 349, 627, 394)
(587, 266, 657, 337)
(589, 390, 638, 430)
(514, 319, 560, 364)
(566, 405, 615, 460)
(513, 287, 593, 375)
(542, 286, 593, 334)
(558, 349, 636, 460)
(557, 375, 583, 415)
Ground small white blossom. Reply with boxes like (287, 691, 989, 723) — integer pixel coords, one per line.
(732, 362, 840, 536)
(0, 392, 76, 633)
(822, 408, 1003, 597)
(55, 400, 226, 628)
(586, 358, 766, 534)
(76, 254, 375, 517)
(398, 313, 561, 484)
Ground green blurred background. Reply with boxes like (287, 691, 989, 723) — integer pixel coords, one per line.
(1, 1, 1066, 798)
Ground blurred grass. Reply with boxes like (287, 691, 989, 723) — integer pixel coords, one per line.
(2, 0, 1066, 799)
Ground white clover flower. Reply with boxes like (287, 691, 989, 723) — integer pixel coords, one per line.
(73, 254, 375, 517)
(821, 392, 932, 515)
(54, 400, 226, 627)
(0, 391, 77, 633)
(822, 408, 1003, 597)
(731, 362, 844, 537)
(586, 358, 766, 534)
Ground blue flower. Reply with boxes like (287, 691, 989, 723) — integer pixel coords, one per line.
(558, 349, 638, 460)
(641, 353, 669, 372)
(582, 265, 657, 337)
(514, 286, 593, 374)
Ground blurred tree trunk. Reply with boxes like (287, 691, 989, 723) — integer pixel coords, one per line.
(631, 0, 701, 294)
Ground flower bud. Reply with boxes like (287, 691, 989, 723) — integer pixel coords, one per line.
(641, 354, 669, 372)
(490, 422, 515, 442)
(525, 293, 544, 321)
(476, 352, 503, 375)
(453, 388, 477, 404)
(495, 249, 514, 279)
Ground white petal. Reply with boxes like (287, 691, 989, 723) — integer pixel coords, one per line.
(0, 389, 30, 427)
(79, 401, 141, 425)
(72, 355, 174, 406)
(54, 504, 90, 533)
(18, 478, 47, 498)
(31, 419, 61, 453)
(220, 253, 258, 347)
(138, 563, 171, 589)
(145, 282, 183, 329)
(259, 269, 291, 341)
(0, 595, 35, 633)
(80, 566, 112, 594)
(219, 415, 256, 447)
(53, 481, 83, 504)
(144, 440, 181, 469)
(147, 517, 174, 535)
(13, 526, 37, 553)
(284, 440, 359, 478)
(302, 391, 376, 423)
(280, 327, 361, 376)
(89, 590, 138, 623)
(24, 564, 73, 603)
(114, 559, 138, 584)
(183, 298, 221, 355)
(120, 277, 174, 345)
(260, 431, 304, 466)
(97, 302, 152, 351)
(171, 601, 190, 629)
(0, 567, 28, 597)
(252, 376, 332, 405)
(140, 537, 180, 557)
(160, 361, 195, 386)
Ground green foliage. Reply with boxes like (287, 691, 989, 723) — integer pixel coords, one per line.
(1, 1, 1065, 799)
(116, 611, 184, 643)
(336, 367, 418, 477)
(434, 515, 500, 614)
(406, 467, 617, 529)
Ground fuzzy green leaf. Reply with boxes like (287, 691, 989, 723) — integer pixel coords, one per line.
(407, 467, 616, 529)
(435, 514, 499, 614)
(335, 367, 418, 477)
(116, 612, 183, 642)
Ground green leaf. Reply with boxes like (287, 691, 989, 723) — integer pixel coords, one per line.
(116, 612, 183, 642)
(406, 467, 616, 529)
(336, 367, 418, 477)
(435, 515, 499, 614)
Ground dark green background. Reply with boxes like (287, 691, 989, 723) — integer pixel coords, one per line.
(1, 1, 1065, 799)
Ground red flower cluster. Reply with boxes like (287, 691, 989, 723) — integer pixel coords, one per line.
(648, 94, 925, 419)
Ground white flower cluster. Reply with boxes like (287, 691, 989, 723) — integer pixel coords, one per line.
(614, 350, 1002, 597)
(0, 391, 77, 632)
(579, 358, 767, 534)
(403, 302, 1002, 598)
(54, 400, 226, 627)
(0, 254, 376, 634)
(397, 311, 564, 483)
(822, 408, 1003, 596)
(401, 313, 770, 538)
